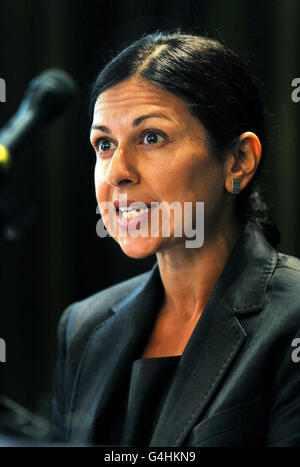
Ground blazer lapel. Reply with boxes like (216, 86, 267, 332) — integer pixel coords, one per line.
(150, 288, 247, 446)
(68, 262, 164, 442)
(69, 221, 278, 446)
(150, 222, 278, 446)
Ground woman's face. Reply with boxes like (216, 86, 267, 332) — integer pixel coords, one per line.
(91, 77, 229, 258)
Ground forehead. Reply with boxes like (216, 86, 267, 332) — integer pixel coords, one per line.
(92, 78, 190, 122)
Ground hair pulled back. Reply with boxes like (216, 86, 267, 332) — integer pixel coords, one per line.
(90, 30, 280, 247)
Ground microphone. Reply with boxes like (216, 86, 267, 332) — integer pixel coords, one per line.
(0, 69, 78, 169)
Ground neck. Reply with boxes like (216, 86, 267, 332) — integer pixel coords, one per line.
(156, 216, 243, 322)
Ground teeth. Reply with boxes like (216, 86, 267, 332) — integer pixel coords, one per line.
(119, 205, 148, 212)
(120, 207, 149, 219)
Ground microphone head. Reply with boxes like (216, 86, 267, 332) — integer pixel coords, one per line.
(0, 69, 78, 163)
(21, 68, 78, 122)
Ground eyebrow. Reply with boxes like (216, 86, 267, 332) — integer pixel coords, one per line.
(91, 113, 172, 134)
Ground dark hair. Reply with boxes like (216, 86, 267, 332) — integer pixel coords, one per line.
(90, 29, 280, 247)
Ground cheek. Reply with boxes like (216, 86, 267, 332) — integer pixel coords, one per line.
(94, 161, 108, 203)
(162, 151, 220, 202)
(185, 152, 223, 194)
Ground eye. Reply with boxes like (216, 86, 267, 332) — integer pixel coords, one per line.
(96, 138, 117, 154)
(142, 130, 165, 145)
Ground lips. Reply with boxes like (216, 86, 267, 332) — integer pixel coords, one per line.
(113, 199, 152, 210)
(112, 199, 158, 232)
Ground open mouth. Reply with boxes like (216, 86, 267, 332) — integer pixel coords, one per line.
(117, 204, 152, 219)
(114, 201, 158, 231)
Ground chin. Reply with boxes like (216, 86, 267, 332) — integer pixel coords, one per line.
(116, 235, 161, 259)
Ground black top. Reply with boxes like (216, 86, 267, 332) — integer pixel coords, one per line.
(51, 222, 300, 446)
(120, 356, 180, 446)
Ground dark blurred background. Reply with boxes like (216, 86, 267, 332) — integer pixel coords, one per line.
(0, 0, 299, 433)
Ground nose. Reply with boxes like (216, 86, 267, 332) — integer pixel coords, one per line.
(105, 147, 139, 187)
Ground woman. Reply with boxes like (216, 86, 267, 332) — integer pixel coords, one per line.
(51, 30, 300, 447)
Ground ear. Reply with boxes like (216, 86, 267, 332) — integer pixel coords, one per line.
(224, 132, 262, 194)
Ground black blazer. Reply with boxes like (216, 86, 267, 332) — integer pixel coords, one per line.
(50, 222, 300, 446)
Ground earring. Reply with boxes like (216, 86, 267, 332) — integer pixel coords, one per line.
(231, 178, 241, 194)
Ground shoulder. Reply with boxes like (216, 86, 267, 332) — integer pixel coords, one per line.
(270, 251, 300, 295)
(276, 251, 300, 272)
(57, 270, 150, 352)
(254, 251, 300, 337)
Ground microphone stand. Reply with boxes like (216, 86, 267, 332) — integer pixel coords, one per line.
(0, 167, 40, 440)
(0, 68, 77, 443)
